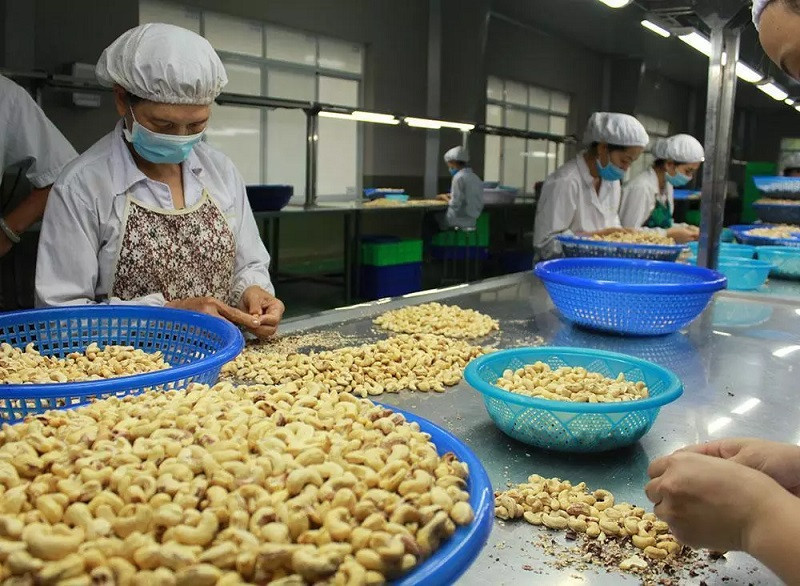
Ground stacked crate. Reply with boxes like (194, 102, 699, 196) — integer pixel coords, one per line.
(360, 236, 423, 299)
(430, 213, 490, 260)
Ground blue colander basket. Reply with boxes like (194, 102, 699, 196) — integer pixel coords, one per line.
(464, 347, 683, 453)
(556, 235, 686, 262)
(730, 224, 800, 246)
(535, 258, 727, 336)
(0, 306, 243, 422)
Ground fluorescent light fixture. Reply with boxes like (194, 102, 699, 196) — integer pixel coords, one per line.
(319, 112, 355, 121)
(319, 111, 399, 125)
(598, 0, 632, 7)
(773, 344, 800, 357)
(731, 397, 761, 415)
(735, 62, 763, 83)
(679, 32, 713, 57)
(641, 19, 670, 38)
(404, 117, 475, 131)
(795, 104, 800, 113)
(707, 416, 732, 435)
(786, 98, 797, 106)
(758, 82, 789, 101)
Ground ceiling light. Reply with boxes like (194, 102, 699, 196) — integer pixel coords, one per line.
(795, 104, 800, 113)
(598, 0, 632, 7)
(319, 111, 399, 125)
(735, 62, 763, 83)
(641, 19, 670, 38)
(758, 82, 789, 101)
(679, 32, 713, 57)
(786, 98, 797, 106)
(404, 117, 475, 131)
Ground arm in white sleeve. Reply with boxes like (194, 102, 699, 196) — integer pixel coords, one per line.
(229, 170, 274, 305)
(533, 180, 576, 260)
(619, 182, 652, 228)
(449, 175, 465, 214)
(34, 182, 166, 307)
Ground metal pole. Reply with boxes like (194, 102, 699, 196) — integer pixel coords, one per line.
(698, 25, 740, 269)
(304, 110, 319, 208)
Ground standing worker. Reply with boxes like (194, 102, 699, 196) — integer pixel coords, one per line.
(619, 133, 704, 243)
(533, 112, 649, 259)
(435, 146, 484, 230)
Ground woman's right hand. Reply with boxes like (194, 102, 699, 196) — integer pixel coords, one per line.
(667, 227, 699, 243)
(167, 297, 261, 329)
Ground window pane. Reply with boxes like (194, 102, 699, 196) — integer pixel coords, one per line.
(319, 37, 362, 74)
(140, 0, 200, 33)
(526, 139, 549, 186)
(548, 142, 559, 175)
(528, 112, 548, 133)
(549, 115, 567, 136)
(506, 108, 527, 131)
(557, 144, 566, 170)
(502, 137, 526, 189)
(207, 105, 261, 183)
(319, 76, 359, 108)
(551, 91, 570, 114)
(487, 76, 503, 101)
(266, 109, 306, 198)
(505, 80, 527, 106)
(484, 136, 501, 182)
(204, 12, 263, 57)
(529, 86, 550, 110)
(267, 70, 315, 101)
(265, 26, 316, 66)
(318, 117, 357, 195)
(223, 62, 261, 95)
(486, 104, 503, 126)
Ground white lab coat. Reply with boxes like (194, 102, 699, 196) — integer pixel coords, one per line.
(35, 120, 273, 307)
(442, 167, 484, 229)
(619, 167, 673, 228)
(0, 75, 76, 186)
(533, 155, 622, 259)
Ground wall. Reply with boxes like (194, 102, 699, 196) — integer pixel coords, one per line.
(636, 69, 693, 135)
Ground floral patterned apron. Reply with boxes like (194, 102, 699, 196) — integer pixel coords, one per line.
(112, 191, 236, 304)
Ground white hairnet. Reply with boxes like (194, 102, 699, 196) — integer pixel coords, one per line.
(583, 112, 649, 147)
(664, 134, 705, 163)
(444, 146, 469, 163)
(96, 23, 228, 105)
(650, 137, 669, 159)
(752, 0, 774, 29)
(783, 152, 800, 172)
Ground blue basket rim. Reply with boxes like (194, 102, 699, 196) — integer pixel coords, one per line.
(687, 257, 773, 269)
(752, 201, 800, 209)
(534, 258, 727, 294)
(757, 245, 800, 255)
(0, 306, 244, 399)
(369, 403, 493, 586)
(688, 241, 754, 250)
(556, 234, 687, 253)
(464, 347, 684, 414)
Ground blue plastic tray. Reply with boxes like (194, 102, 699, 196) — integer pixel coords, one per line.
(556, 235, 686, 262)
(752, 176, 800, 199)
(753, 202, 800, 225)
(0, 306, 243, 422)
(381, 404, 493, 585)
(729, 224, 800, 246)
(535, 258, 727, 336)
(757, 246, 800, 279)
(464, 347, 683, 453)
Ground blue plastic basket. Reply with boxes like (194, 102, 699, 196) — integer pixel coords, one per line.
(464, 347, 683, 453)
(556, 235, 686, 262)
(714, 258, 772, 291)
(687, 242, 755, 259)
(381, 404, 493, 585)
(757, 246, 800, 279)
(753, 202, 800, 225)
(0, 306, 243, 422)
(535, 258, 727, 336)
(752, 176, 800, 199)
(730, 224, 800, 246)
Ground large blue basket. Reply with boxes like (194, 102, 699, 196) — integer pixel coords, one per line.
(464, 347, 683, 453)
(556, 234, 686, 262)
(0, 306, 243, 422)
(753, 202, 800, 225)
(729, 224, 800, 246)
(535, 258, 727, 336)
(383, 404, 493, 585)
(752, 176, 800, 200)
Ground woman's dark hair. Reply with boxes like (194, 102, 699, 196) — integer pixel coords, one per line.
(653, 158, 666, 167)
(783, 0, 800, 14)
(127, 93, 144, 105)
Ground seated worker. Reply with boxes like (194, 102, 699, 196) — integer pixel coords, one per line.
(533, 112, 649, 260)
(435, 146, 484, 230)
(35, 24, 284, 339)
(619, 133, 704, 243)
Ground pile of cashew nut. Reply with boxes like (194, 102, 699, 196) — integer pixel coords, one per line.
(589, 231, 676, 246)
(0, 343, 170, 385)
(0, 381, 474, 585)
(747, 224, 800, 239)
(495, 475, 681, 562)
(494, 363, 649, 403)
(372, 303, 499, 339)
(221, 334, 486, 397)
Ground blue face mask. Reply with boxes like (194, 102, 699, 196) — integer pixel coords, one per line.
(449, 168, 459, 177)
(595, 158, 625, 182)
(123, 107, 204, 164)
(666, 171, 691, 187)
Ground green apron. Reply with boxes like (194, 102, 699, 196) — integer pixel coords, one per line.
(646, 198, 673, 229)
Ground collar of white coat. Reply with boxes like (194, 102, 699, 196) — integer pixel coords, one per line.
(575, 154, 596, 190)
(646, 166, 673, 198)
(110, 119, 204, 196)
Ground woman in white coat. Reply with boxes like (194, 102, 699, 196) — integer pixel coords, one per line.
(619, 134, 704, 243)
(533, 112, 649, 259)
(35, 24, 284, 339)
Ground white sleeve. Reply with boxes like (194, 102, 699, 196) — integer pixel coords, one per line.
(34, 181, 166, 307)
(534, 179, 577, 259)
(229, 169, 275, 305)
(619, 181, 652, 228)
(449, 176, 465, 213)
(6, 85, 77, 188)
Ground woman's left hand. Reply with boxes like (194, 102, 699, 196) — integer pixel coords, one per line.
(239, 286, 285, 339)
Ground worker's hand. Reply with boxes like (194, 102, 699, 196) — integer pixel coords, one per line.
(436, 193, 452, 203)
(645, 451, 784, 552)
(667, 227, 699, 243)
(680, 438, 800, 496)
(167, 296, 261, 330)
(239, 286, 285, 339)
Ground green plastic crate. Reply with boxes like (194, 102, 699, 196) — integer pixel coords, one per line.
(743, 161, 777, 224)
(432, 213, 489, 247)
(361, 239, 423, 266)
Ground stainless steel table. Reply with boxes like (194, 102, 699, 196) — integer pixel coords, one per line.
(274, 273, 794, 584)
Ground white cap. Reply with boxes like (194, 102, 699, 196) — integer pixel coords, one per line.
(650, 137, 669, 160)
(582, 112, 649, 147)
(444, 146, 469, 163)
(783, 152, 800, 172)
(752, 0, 773, 29)
(96, 23, 228, 105)
(664, 134, 705, 163)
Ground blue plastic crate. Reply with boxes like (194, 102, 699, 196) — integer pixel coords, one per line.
(360, 262, 422, 299)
